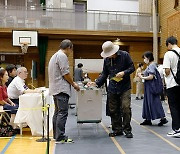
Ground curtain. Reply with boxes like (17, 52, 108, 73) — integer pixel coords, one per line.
(38, 37, 48, 74)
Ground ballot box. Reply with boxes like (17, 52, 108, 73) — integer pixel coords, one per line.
(76, 88, 102, 123)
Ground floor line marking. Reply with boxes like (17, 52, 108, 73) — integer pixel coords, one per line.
(1, 135, 16, 154)
(132, 118, 180, 151)
(101, 122, 126, 154)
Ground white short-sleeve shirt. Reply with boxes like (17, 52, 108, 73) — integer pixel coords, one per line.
(7, 76, 28, 99)
(163, 47, 180, 89)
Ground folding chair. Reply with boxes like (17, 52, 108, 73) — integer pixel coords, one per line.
(0, 106, 10, 124)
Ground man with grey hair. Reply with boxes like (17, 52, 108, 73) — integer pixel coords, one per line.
(7, 67, 40, 105)
(48, 39, 80, 143)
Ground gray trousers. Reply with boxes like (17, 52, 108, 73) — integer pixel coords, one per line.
(53, 93, 69, 141)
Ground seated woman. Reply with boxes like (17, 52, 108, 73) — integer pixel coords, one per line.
(0, 68, 18, 128)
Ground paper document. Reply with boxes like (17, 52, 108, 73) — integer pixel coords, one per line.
(110, 77, 123, 82)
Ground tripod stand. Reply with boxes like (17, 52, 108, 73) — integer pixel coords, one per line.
(36, 90, 50, 142)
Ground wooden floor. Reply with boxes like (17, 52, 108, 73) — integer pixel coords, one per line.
(0, 128, 55, 154)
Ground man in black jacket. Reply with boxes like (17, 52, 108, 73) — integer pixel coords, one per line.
(90, 41, 135, 138)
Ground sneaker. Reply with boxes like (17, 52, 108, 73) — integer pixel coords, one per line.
(125, 132, 133, 138)
(167, 129, 180, 138)
(55, 138, 74, 144)
(108, 124, 112, 128)
(69, 105, 75, 109)
(109, 131, 124, 137)
(140, 120, 152, 125)
(158, 118, 168, 126)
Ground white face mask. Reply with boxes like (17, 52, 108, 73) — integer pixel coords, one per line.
(144, 58, 149, 64)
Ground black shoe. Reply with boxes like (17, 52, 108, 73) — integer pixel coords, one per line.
(109, 131, 123, 137)
(158, 118, 168, 126)
(140, 120, 152, 125)
(125, 132, 133, 138)
(14, 128, 20, 134)
(141, 96, 144, 99)
(135, 97, 140, 100)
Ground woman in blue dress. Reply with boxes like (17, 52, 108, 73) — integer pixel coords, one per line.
(138, 51, 168, 126)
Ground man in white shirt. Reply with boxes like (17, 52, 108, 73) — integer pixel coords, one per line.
(7, 67, 40, 105)
(163, 36, 180, 137)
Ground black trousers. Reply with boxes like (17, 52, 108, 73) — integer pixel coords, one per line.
(166, 86, 180, 130)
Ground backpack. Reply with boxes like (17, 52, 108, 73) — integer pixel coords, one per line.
(170, 50, 180, 85)
(149, 68, 163, 95)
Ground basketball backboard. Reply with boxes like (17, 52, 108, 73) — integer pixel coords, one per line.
(12, 30, 38, 47)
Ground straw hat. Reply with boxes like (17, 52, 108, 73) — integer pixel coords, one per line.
(101, 41, 119, 58)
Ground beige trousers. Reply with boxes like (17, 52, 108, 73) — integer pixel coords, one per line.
(136, 81, 143, 98)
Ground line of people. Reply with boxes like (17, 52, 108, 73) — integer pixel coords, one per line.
(49, 37, 180, 143)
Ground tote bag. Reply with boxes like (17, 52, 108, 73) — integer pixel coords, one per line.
(150, 69, 163, 95)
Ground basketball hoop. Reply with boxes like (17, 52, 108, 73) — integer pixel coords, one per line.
(20, 42, 29, 54)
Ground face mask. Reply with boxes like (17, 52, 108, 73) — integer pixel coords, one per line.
(144, 58, 149, 64)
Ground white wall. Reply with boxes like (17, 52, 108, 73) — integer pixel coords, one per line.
(75, 59, 104, 73)
(87, 0, 139, 12)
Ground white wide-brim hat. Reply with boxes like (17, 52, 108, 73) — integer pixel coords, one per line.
(101, 41, 119, 58)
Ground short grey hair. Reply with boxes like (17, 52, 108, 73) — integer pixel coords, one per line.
(59, 39, 73, 50)
(17, 67, 26, 74)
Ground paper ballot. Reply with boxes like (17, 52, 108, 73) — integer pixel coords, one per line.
(110, 77, 123, 82)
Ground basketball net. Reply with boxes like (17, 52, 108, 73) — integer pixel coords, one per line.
(20, 42, 29, 54)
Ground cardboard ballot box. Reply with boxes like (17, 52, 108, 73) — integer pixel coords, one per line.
(76, 89, 102, 123)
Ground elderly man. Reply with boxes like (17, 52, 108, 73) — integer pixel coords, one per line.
(48, 39, 80, 144)
(7, 67, 40, 105)
(89, 41, 135, 138)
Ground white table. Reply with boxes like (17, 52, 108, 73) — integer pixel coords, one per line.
(14, 88, 54, 136)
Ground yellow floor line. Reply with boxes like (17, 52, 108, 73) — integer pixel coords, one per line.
(100, 122, 126, 154)
(132, 118, 180, 151)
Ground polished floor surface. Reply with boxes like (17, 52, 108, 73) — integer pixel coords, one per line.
(1, 94, 180, 154)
